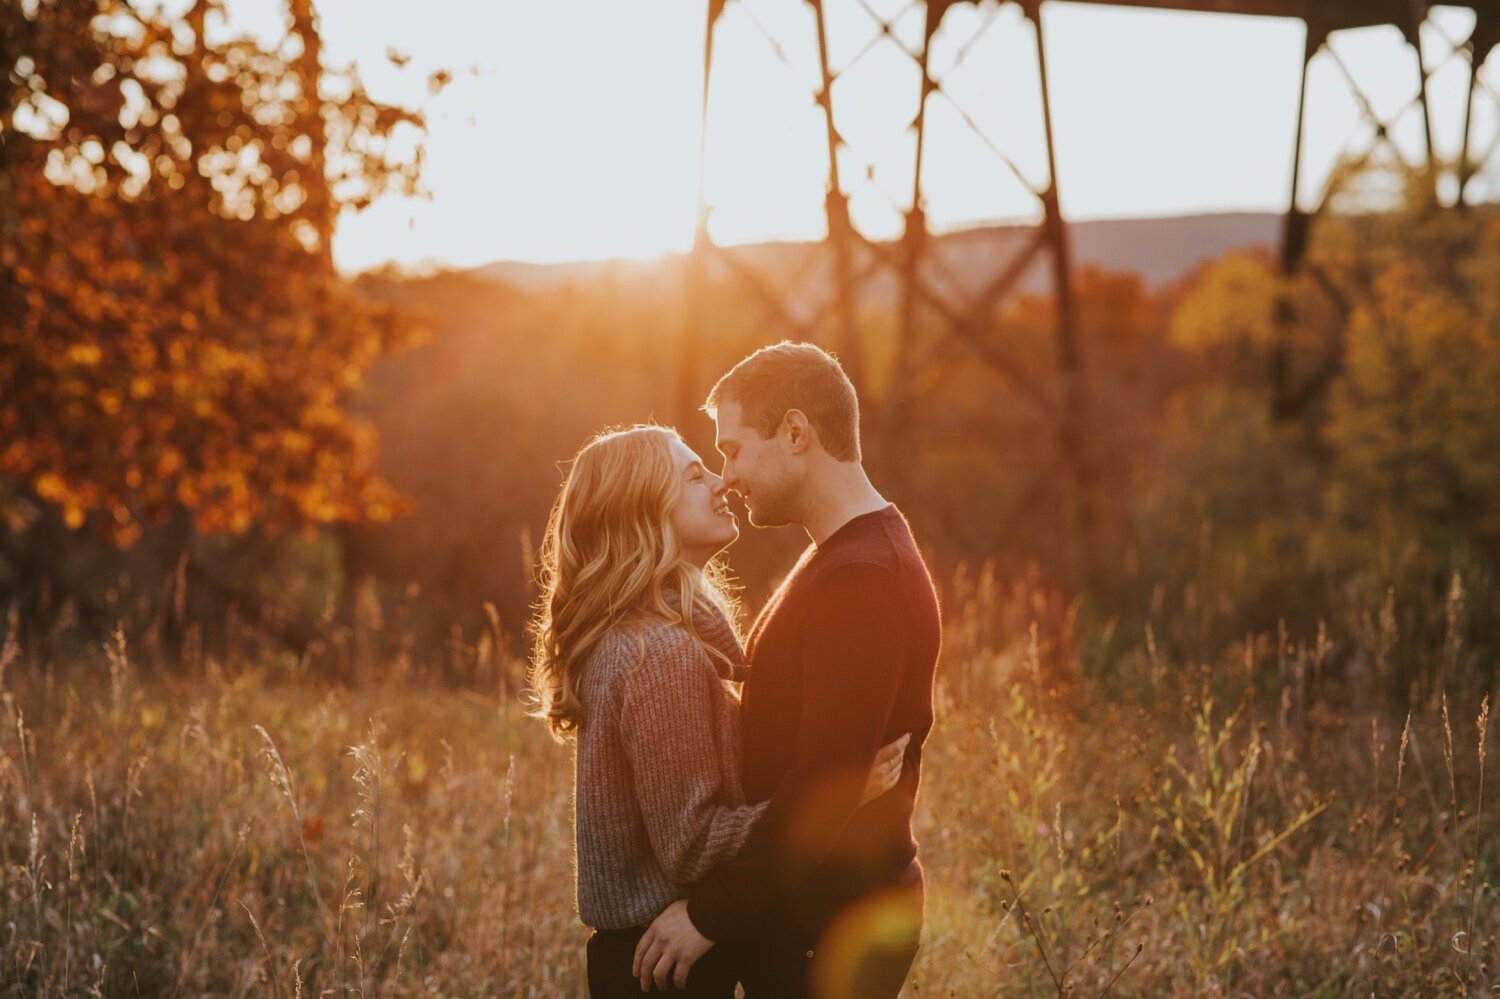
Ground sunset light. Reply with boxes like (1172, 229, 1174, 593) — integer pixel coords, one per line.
(312, 1, 1499, 272)
(6, 0, 1500, 992)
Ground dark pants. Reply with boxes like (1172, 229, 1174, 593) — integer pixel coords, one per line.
(739, 937, 919, 999)
(586, 925, 740, 999)
(741, 880, 924, 999)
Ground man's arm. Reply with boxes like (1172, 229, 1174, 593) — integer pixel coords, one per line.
(685, 560, 910, 941)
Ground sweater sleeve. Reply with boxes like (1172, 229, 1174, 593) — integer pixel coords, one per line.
(686, 561, 909, 941)
(617, 628, 769, 886)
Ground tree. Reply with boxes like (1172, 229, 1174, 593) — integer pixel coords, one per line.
(1324, 215, 1500, 563)
(1, 0, 430, 545)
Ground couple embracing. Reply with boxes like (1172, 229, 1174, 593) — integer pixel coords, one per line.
(527, 342, 942, 997)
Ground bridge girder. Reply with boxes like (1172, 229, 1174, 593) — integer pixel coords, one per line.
(941, 0, 1500, 34)
(678, 0, 1500, 583)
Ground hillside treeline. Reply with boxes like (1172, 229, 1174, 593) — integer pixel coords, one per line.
(3, 4, 1497, 699)
(336, 186, 1500, 703)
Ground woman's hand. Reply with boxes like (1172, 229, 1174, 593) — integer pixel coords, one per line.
(860, 732, 912, 805)
(633, 899, 713, 991)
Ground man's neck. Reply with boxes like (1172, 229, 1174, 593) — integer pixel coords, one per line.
(800, 463, 888, 546)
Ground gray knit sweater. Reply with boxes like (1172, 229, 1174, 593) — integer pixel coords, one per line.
(574, 595, 767, 929)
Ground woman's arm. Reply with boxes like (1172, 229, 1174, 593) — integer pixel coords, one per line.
(618, 628, 767, 885)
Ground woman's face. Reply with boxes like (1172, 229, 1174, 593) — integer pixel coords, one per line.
(667, 437, 738, 566)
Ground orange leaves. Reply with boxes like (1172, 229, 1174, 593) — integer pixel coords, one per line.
(1167, 251, 1279, 353)
(1286, 207, 1500, 562)
(0, 443, 27, 474)
(2, 182, 420, 546)
(3, 0, 431, 548)
(111, 258, 143, 284)
(31, 472, 90, 529)
(280, 429, 314, 455)
(65, 343, 104, 366)
(156, 448, 183, 478)
(33, 472, 69, 503)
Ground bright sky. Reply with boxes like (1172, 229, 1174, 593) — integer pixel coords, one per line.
(235, 0, 1500, 272)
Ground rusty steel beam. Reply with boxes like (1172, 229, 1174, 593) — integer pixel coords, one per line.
(882, 0, 942, 448)
(686, 0, 1500, 467)
(1272, 21, 1319, 419)
(673, 0, 1500, 597)
(942, 0, 1500, 32)
(705, 240, 818, 341)
(810, 0, 866, 391)
(1459, 20, 1500, 205)
(849, 226, 1058, 417)
(961, 228, 1049, 334)
(680, 0, 728, 430)
(802, 250, 887, 335)
(1459, 46, 1482, 207)
(1405, 2, 1440, 199)
(1023, 0, 1098, 588)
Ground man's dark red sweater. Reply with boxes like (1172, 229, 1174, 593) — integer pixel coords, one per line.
(686, 504, 942, 947)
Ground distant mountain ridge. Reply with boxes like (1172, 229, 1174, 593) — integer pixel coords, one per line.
(471, 212, 1283, 298)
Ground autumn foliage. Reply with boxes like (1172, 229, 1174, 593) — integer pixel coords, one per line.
(1, 5, 1498, 996)
(1, 0, 427, 542)
(2, 5, 1498, 697)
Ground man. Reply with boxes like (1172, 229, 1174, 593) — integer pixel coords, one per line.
(633, 342, 942, 998)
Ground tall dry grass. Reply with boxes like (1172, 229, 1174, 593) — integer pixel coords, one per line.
(0, 567, 1494, 997)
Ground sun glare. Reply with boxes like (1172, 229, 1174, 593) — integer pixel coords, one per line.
(314, 0, 1490, 274)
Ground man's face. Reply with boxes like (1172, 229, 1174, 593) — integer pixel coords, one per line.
(713, 399, 799, 529)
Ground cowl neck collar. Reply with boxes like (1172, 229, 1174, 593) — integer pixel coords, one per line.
(660, 582, 745, 680)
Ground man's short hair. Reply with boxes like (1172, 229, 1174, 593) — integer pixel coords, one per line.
(704, 341, 861, 462)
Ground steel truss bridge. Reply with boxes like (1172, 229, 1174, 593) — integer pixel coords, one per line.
(676, 0, 1500, 572)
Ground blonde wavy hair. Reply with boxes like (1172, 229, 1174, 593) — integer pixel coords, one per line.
(526, 424, 740, 740)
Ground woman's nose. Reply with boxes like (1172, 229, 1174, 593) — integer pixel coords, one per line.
(710, 474, 728, 496)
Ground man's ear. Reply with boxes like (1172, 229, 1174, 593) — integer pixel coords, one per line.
(783, 409, 813, 455)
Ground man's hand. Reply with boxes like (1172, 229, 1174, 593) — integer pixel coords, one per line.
(861, 732, 911, 805)
(632, 899, 714, 991)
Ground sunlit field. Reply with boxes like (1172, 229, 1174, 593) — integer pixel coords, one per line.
(7, 0, 1500, 996)
(2, 559, 1493, 998)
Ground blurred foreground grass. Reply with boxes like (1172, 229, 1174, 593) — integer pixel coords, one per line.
(0, 570, 1494, 997)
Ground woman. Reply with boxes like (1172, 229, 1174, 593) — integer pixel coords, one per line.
(526, 425, 903, 997)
